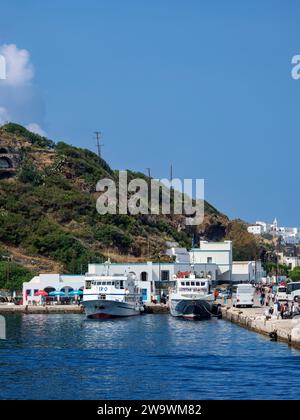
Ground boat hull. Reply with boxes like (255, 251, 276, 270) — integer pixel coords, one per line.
(83, 299, 142, 319)
(170, 299, 213, 320)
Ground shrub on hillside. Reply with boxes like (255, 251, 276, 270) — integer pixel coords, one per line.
(0, 261, 33, 291)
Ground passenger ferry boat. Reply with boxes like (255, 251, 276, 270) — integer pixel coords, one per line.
(169, 272, 214, 320)
(82, 262, 144, 319)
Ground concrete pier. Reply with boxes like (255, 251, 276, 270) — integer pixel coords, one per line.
(144, 303, 169, 314)
(0, 303, 169, 315)
(221, 304, 300, 349)
(0, 304, 84, 314)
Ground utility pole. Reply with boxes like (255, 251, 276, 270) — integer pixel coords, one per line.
(170, 163, 174, 218)
(146, 168, 151, 179)
(94, 131, 104, 159)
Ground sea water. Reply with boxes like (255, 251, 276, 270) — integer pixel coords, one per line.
(0, 314, 300, 400)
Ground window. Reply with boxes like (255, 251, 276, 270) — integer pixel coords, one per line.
(181, 282, 185, 286)
(196, 282, 200, 286)
(140, 272, 148, 281)
(120, 281, 124, 289)
(207, 257, 212, 264)
(201, 282, 206, 286)
(186, 282, 190, 286)
(161, 270, 170, 281)
(107, 281, 112, 285)
(191, 282, 195, 286)
(86, 281, 92, 289)
(26, 290, 31, 296)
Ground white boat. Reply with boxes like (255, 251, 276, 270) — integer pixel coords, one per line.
(82, 264, 144, 319)
(169, 272, 214, 320)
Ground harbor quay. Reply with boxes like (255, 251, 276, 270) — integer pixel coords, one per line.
(0, 302, 169, 314)
(221, 295, 300, 349)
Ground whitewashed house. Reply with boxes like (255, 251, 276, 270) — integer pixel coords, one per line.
(189, 241, 233, 282)
(232, 261, 265, 283)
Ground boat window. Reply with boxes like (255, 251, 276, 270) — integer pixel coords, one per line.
(196, 282, 200, 286)
(201, 282, 206, 286)
(120, 281, 124, 289)
(107, 281, 112, 285)
(96, 282, 101, 285)
(85, 281, 91, 289)
(181, 282, 185, 286)
(115, 281, 120, 289)
(102, 282, 107, 285)
(191, 282, 195, 286)
(186, 282, 190, 286)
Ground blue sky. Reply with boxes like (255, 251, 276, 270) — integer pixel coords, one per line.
(0, 0, 300, 226)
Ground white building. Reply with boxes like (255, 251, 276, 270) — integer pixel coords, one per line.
(282, 256, 300, 270)
(23, 274, 85, 305)
(189, 241, 233, 282)
(165, 247, 190, 263)
(256, 221, 271, 233)
(88, 260, 219, 298)
(248, 218, 300, 244)
(232, 261, 265, 283)
(247, 225, 264, 235)
(23, 240, 269, 302)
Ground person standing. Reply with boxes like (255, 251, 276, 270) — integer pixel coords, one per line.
(273, 300, 279, 318)
(280, 303, 285, 319)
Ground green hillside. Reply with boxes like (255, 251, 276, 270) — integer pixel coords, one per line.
(0, 123, 264, 289)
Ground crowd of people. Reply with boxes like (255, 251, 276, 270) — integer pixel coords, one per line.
(255, 285, 300, 319)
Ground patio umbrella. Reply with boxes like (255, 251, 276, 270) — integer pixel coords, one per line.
(49, 291, 66, 297)
(49, 290, 66, 296)
(68, 290, 83, 296)
(34, 290, 48, 297)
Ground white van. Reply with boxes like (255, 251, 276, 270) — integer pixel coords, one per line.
(233, 283, 254, 308)
(276, 286, 288, 301)
(287, 282, 300, 302)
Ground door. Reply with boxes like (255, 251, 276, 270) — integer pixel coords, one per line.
(142, 289, 148, 302)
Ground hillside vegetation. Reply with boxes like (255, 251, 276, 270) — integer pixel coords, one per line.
(0, 123, 266, 289)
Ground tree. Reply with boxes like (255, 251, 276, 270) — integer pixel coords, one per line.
(225, 220, 259, 261)
(289, 267, 300, 282)
(0, 261, 33, 291)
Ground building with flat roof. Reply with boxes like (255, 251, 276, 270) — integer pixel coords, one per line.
(189, 241, 233, 282)
(22, 274, 85, 305)
(232, 261, 265, 283)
